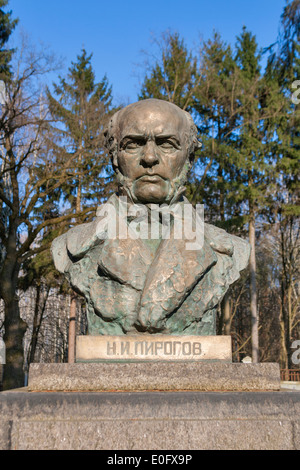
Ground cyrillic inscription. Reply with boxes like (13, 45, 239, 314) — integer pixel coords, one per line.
(76, 335, 232, 362)
(106, 340, 202, 357)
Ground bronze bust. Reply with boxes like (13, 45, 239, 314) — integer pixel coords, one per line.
(52, 99, 250, 335)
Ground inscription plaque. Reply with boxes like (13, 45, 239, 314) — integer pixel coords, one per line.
(76, 335, 232, 362)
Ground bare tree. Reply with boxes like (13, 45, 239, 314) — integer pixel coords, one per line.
(0, 37, 93, 389)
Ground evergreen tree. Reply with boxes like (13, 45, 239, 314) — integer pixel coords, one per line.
(46, 50, 115, 361)
(139, 32, 199, 111)
(0, 0, 17, 265)
(137, 27, 292, 365)
(47, 49, 115, 215)
(234, 27, 264, 363)
(231, 26, 288, 362)
(264, 0, 300, 368)
(191, 32, 243, 229)
(266, 0, 300, 85)
(0, 0, 18, 80)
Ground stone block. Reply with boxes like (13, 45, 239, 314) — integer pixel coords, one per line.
(27, 362, 281, 392)
(0, 389, 300, 450)
(76, 334, 232, 362)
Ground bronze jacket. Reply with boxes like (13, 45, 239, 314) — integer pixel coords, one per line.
(52, 195, 250, 335)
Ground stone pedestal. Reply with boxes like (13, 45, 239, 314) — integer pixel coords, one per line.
(1, 388, 300, 450)
(27, 334, 280, 393)
(1, 333, 296, 450)
(27, 362, 281, 392)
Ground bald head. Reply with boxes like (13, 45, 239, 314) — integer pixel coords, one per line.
(105, 99, 201, 204)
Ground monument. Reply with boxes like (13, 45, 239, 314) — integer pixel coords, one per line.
(1, 99, 296, 452)
(51, 99, 250, 346)
(27, 98, 281, 391)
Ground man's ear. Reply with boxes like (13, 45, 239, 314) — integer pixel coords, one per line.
(112, 147, 119, 169)
(103, 125, 119, 169)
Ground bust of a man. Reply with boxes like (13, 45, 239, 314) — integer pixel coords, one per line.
(52, 99, 250, 336)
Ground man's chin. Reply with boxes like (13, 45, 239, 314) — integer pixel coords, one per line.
(132, 180, 170, 204)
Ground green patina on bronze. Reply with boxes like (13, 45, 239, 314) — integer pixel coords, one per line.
(52, 99, 250, 336)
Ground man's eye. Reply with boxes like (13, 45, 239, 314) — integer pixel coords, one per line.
(124, 140, 144, 150)
(156, 139, 177, 150)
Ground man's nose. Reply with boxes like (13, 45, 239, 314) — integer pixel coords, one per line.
(140, 141, 159, 167)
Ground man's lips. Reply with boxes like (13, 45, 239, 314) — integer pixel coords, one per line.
(137, 174, 165, 183)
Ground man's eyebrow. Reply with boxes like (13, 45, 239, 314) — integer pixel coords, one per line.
(155, 134, 180, 140)
(119, 133, 181, 146)
(120, 133, 146, 140)
(155, 134, 181, 146)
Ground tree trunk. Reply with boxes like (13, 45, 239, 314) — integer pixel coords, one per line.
(280, 316, 288, 369)
(2, 293, 27, 390)
(0, 246, 27, 390)
(68, 294, 77, 363)
(286, 283, 293, 369)
(249, 207, 259, 363)
(218, 292, 231, 335)
(67, 150, 82, 363)
(28, 284, 49, 366)
(222, 292, 231, 336)
(28, 284, 41, 365)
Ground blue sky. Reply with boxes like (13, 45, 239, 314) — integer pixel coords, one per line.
(8, 0, 286, 106)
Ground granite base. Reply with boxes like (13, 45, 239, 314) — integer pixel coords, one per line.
(27, 362, 281, 392)
(0, 388, 299, 450)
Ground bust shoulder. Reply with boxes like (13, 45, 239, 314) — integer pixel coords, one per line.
(204, 222, 250, 276)
(51, 219, 102, 273)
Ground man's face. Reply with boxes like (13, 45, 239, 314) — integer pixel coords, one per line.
(116, 101, 189, 204)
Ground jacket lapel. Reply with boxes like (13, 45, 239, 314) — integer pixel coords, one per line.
(96, 196, 217, 330)
(137, 232, 217, 330)
(99, 236, 153, 291)
(97, 195, 154, 291)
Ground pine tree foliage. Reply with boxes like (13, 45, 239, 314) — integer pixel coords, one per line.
(0, 0, 18, 80)
(46, 49, 115, 215)
(139, 32, 199, 111)
(262, 0, 300, 368)
(190, 32, 244, 229)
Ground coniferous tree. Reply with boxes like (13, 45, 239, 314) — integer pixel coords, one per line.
(190, 33, 250, 340)
(137, 26, 292, 365)
(234, 27, 264, 363)
(46, 49, 115, 361)
(139, 32, 199, 111)
(47, 49, 115, 215)
(231, 26, 289, 362)
(0, 0, 17, 265)
(0, 0, 18, 80)
(264, 0, 300, 368)
(191, 33, 243, 226)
